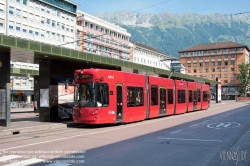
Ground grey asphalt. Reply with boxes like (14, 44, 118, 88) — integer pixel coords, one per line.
(0, 101, 249, 166)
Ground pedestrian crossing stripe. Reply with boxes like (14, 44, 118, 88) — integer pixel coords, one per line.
(0, 155, 73, 166)
(0, 155, 22, 162)
(3, 158, 44, 166)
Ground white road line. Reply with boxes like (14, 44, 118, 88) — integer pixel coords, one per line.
(158, 137, 223, 142)
(4, 158, 44, 166)
(170, 129, 183, 134)
(213, 117, 219, 119)
(3, 124, 64, 131)
(0, 103, 243, 152)
(189, 124, 198, 128)
(0, 155, 22, 162)
(202, 120, 210, 123)
(11, 121, 30, 124)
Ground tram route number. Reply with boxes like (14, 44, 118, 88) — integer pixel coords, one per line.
(207, 122, 241, 129)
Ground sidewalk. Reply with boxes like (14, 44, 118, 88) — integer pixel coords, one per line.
(0, 109, 76, 137)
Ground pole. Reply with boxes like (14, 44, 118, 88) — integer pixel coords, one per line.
(11, 77, 13, 102)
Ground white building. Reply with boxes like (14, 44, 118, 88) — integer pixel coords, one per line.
(131, 41, 172, 70)
(76, 11, 133, 61)
(0, 0, 77, 49)
(170, 61, 186, 74)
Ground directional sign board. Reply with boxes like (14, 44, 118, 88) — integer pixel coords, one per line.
(207, 122, 241, 129)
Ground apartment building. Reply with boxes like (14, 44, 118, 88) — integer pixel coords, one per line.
(0, 0, 77, 48)
(0, 0, 77, 102)
(178, 41, 250, 99)
(131, 41, 173, 71)
(76, 11, 132, 61)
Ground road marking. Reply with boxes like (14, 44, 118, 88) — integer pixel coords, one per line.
(207, 122, 241, 129)
(0, 155, 21, 162)
(213, 117, 219, 119)
(170, 129, 183, 134)
(4, 158, 43, 166)
(158, 137, 223, 142)
(202, 120, 210, 123)
(11, 121, 30, 123)
(0, 103, 244, 152)
(189, 124, 198, 127)
(3, 124, 64, 131)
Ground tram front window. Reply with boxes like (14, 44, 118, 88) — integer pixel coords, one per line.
(74, 83, 95, 107)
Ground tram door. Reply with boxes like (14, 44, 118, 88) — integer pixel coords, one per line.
(159, 87, 166, 116)
(193, 90, 197, 110)
(116, 84, 123, 122)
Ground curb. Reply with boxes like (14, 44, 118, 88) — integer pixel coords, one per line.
(0, 123, 67, 137)
(11, 111, 35, 114)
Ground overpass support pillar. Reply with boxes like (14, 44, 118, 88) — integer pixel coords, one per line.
(39, 60, 59, 122)
(0, 48, 10, 126)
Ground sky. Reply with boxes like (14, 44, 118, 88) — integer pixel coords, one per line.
(73, 0, 250, 16)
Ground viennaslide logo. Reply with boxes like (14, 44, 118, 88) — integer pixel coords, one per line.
(220, 146, 247, 165)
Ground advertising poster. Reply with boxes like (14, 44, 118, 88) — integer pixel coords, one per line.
(58, 79, 74, 119)
(0, 89, 6, 119)
(216, 78, 222, 103)
(40, 89, 49, 107)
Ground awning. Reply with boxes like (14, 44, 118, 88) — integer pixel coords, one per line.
(225, 93, 238, 96)
(11, 90, 34, 95)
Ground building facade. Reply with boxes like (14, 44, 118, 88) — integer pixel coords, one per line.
(0, 0, 77, 49)
(170, 61, 186, 74)
(76, 11, 132, 61)
(178, 41, 250, 99)
(131, 41, 172, 70)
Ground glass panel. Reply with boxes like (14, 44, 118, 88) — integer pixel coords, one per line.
(151, 86, 158, 105)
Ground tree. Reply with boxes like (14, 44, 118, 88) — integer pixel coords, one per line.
(236, 62, 250, 97)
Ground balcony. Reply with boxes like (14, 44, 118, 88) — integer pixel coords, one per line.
(231, 58, 235, 60)
(236, 50, 243, 54)
(205, 59, 209, 62)
(211, 59, 215, 61)
(224, 58, 228, 61)
(187, 61, 191, 63)
(199, 60, 203, 62)
(217, 59, 222, 61)
(193, 60, 197, 63)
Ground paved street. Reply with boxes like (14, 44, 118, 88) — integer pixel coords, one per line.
(0, 101, 249, 166)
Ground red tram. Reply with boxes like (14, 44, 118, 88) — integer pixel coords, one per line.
(73, 69, 210, 124)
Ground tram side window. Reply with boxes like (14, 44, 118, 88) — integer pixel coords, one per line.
(168, 89, 173, 104)
(127, 86, 144, 107)
(197, 89, 201, 102)
(151, 86, 158, 105)
(178, 90, 186, 103)
(203, 91, 208, 101)
(189, 90, 192, 103)
(96, 83, 109, 107)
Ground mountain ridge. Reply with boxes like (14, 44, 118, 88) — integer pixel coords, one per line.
(95, 11, 250, 58)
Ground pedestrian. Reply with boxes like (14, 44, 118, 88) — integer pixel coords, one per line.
(23, 93, 27, 103)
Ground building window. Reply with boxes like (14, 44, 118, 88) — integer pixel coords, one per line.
(231, 80, 235, 84)
(193, 63, 197, 67)
(231, 61, 235, 65)
(205, 62, 209, 66)
(52, 20, 55, 27)
(218, 55, 221, 59)
(205, 56, 209, 60)
(218, 62, 221, 66)
(205, 68, 209, 72)
(46, 18, 50, 24)
(224, 80, 228, 84)
(199, 68, 202, 73)
(224, 74, 228, 78)
(231, 55, 235, 58)
(224, 68, 228, 72)
(212, 74, 215, 78)
(199, 63, 202, 66)
(211, 68, 215, 72)
(211, 62, 215, 66)
(23, 0, 27, 5)
(188, 58, 191, 61)
(231, 68, 234, 71)
(224, 55, 228, 59)
(16, 9, 21, 17)
(194, 69, 197, 73)
(16, 25, 20, 31)
(231, 74, 234, 77)
(188, 70, 191, 73)
(9, 6, 14, 15)
(225, 61, 228, 65)
(188, 64, 191, 67)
